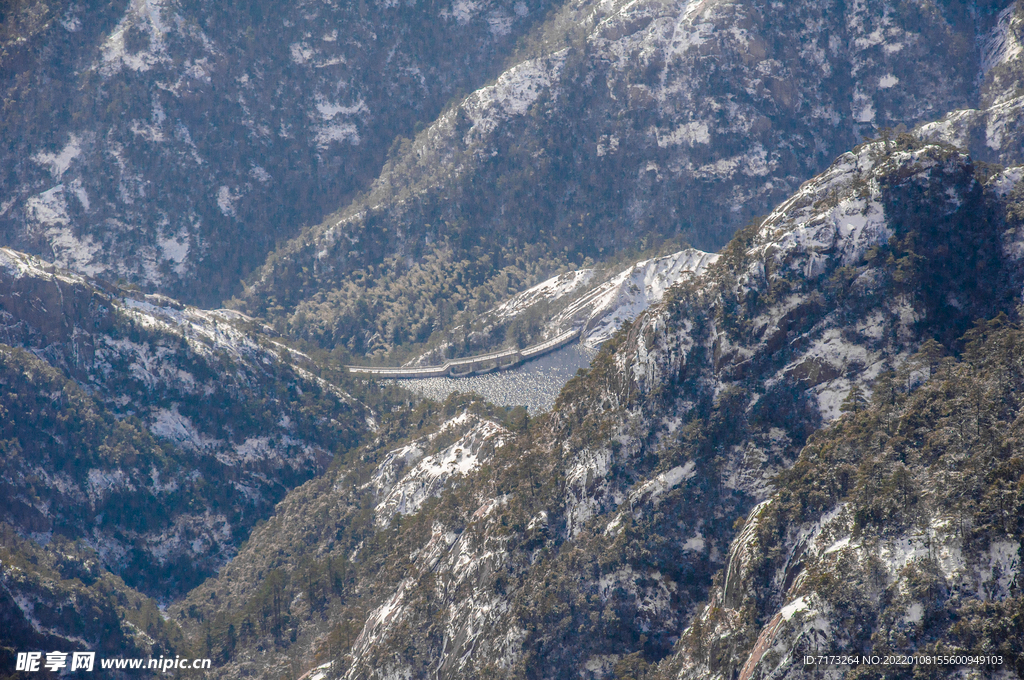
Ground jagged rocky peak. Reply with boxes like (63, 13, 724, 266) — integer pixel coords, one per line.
(619, 137, 1017, 415)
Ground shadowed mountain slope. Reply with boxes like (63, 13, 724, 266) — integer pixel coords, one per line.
(0, 247, 369, 600)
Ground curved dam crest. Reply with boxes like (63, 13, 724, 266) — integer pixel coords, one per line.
(345, 328, 582, 379)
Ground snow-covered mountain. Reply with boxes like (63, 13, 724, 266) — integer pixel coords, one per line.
(239, 0, 1012, 356)
(663, 329, 1024, 679)
(0, 247, 369, 598)
(0, 0, 553, 305)
(402, 248, 717, 368)
(365, 412, 508, 528)
(167, 132, 1024, 678)
(551, 249, 720, 347)
(3, 0, 1024, 677)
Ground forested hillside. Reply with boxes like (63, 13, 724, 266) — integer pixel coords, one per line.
(2, 0, 1023, 677)
(167, 136, 1024, 678)
(663, 320, 1024, 679)
(238, 0, 1013, 358)
(0, 248, 369, 602)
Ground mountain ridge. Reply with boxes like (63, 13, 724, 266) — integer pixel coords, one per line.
(3, 0, 1024, 677)
(160, 134, 1024, 678)
(0, 0, 555, 305)
(237, 0, 1013, 358)
(0, 246, 370, 600)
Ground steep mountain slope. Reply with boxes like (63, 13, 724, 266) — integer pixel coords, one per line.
(551, 250, 719, 347)
(918, 1, 1024, 166)
(1, 525, 188, 678)
(0, 247, 368, 601)
(660, 322, 1024, 680)
(5, 2, 1024, 677)
(407, 248, 718, 367)
(0, 0, 552, 305)
(169, 399, 512, 678)
(178, 137, 1024, 678)
(239, 0, 1010, 357)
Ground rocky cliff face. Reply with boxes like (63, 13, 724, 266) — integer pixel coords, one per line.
(660, 323, 1024, 680)
(0, 0, 552, 306)
(918, 1, 1024, 166)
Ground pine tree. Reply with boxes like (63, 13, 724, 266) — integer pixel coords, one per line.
(840, 384, 867, 414)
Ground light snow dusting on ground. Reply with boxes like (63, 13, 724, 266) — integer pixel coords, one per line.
(463, 51, 568, 139)
(32, 135, 83, 179)
(556, 249, 719, 346)
(491, 269, 596, 321)
(98, 0, 173, 76)
(367, 414, 507, 527)
(982, 3, 1024, 79)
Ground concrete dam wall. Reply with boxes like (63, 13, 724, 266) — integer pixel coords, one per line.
(345, 328, 582, 379)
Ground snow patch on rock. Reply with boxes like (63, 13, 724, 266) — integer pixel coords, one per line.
(98, 0, 172, 76)
(463, 51, 568, 138)
(981, 3, 1024, 78)
(556, 249, 719, 347)
(33, 135, 83, 179)
(370, 414, 507, 527)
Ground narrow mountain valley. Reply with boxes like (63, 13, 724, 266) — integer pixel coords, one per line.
(237, 0, 1009, 359)
(1, 0, 1023, 678)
